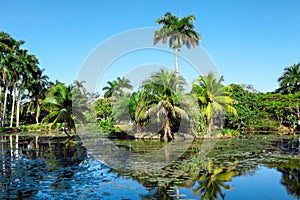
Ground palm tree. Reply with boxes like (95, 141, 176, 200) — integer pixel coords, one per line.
(72, 80, 87, 95)
(192, 72, 237, 135)
(154, 12, 201, 76)
(278, 63, 300, 94)
(0, 32, 24, 127)
(136, 70, 192, 142)
(15, 50, 39, 127)
(102, 80, 118, 98)
(42, 83, 87, 137)
(27, 68, 50, 124)
(115, 77, 133, 96)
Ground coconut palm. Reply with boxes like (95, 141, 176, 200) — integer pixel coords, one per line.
(135, 70, 192, 142)
(278, 63, 300, 94)
(154, 12, 201, 76)
(42, 83, 87, 137)
(192, 72, 237, 134)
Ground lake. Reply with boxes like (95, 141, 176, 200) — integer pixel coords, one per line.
(0, 133, 299, 199)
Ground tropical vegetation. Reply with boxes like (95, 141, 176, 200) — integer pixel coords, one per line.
(0, 13, 299, 140)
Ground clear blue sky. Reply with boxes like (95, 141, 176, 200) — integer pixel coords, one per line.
(1, 0, 300, 93)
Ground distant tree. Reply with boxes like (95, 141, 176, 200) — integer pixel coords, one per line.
(115, 77, 133, 97)
(224, 84, 260, 130)
(102, 80, 118, 98)
(278, 63, 300, 94)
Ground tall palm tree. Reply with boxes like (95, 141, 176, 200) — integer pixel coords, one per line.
(154, 12, 201, 76)
(0, 32, 23, 127)
(192, 72, 237, 134)
(136, 70, 192, 142)
(42, 83, 87, 137)
(278, 63, 300, 94)
(15, 50, 39, 127)
(102, 80, 118, 98)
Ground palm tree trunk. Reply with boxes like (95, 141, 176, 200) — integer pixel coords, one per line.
(63, 119, 71, 137)
(0, 85, 2, 123)
(10, 82, 17, 127)
(16, 86, 22, 128)
(208, 116, 214, 137)
(35, 104, 40, 125)
(162, 117, 172, 142)
(2, 82, 9, 127)
(175, 46, 179, 77)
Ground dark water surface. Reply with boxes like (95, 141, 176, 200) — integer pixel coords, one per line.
(0, 133, 299, 199)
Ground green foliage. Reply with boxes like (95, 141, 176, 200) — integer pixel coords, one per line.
(192, 72, 237, 133)
(42, 83, 87, 134)
(225, 84, 260, 130)
(277, 63, 300, 94)
(218, 129, 240, 137)
(99, 116, 121, 134)
(134, 70, 197, 139)
(154, 12, 201, 49)
(102, 77, 133, 98)
(93, 98, 112, 120)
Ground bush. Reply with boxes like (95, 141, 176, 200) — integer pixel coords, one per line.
(99, 116, 121, 135)
(219, 129, 240, 137)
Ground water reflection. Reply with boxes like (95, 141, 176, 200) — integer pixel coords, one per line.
(277, 159, 300, 199)
(93, 135, 299, 200)
(0, 134, 299, 199)
(192, 161, 238, 200)
(0, 135, 87, 199)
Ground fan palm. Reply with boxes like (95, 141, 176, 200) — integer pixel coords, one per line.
(154, 12, 201, 76)
(192, 72, 237, 134)
(42, 83, 86, 137)
(135, 70, 192, 142)
(278, 63, 300, 94)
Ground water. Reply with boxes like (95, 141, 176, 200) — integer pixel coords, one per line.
(0, 133, 299, 199)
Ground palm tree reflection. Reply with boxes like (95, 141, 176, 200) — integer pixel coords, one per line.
(277, 160, 300, 199)
(192, 161, 238, 200)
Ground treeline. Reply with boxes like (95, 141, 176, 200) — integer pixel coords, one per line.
(0, 32, 97, 132)
(94, 64, 300, 140)
(225, 83, 300, 132)
(1, 22, 299, 139)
